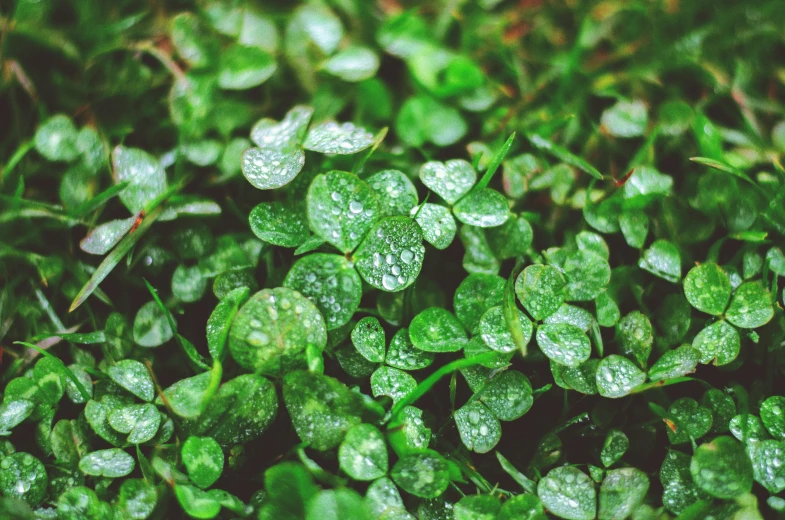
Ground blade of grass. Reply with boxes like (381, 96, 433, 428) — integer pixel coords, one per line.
(143, 279, 210, 371)
(527, 133, 604, 180)
(15, 341, 92, 402)
(474, 132, 515, 191)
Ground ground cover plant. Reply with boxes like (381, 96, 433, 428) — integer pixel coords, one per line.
(1, 0, 785, 518)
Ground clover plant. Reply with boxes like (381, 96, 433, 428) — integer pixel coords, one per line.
(2, 0, 785, 519)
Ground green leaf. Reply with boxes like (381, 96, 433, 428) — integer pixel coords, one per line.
(34, 114, 79, 162)
(171, 265, 207, 303)
(385, 328, 434, 370)
(396, 95, 467, 147)
(750, 440, 785, 493)
(79, 448, 135, 478)
(498, 494, 546, 520)
(515, 264, 567, 320)
(729, 414, 769, 444)
(323, 46, 380, 82)
(692, 320, 740, 366)
(174, 484, 221, 519)
(56, 486, 106, 519)
(479, 305, 532, 354)
(0, 399, 34, 435)
(453, 188, 509, 228)
(206, 287, 249, 361)
(419, 159, 476, 205)
(371, 366, 416, 404)
(156, 372, 211, 419)
(478, 370, 533, 421)
(228, 287, 327, 376)
(107, 404, 160, 444)
(454, 495, 501, 520)
(454, 273, 506, 334)
(485, 214, 533, 260)
(79, 217, 136, 255)
(455, 400, 502, 453)
(196, 374, 278, 447)
(460, 225, 500, 274)
(391, 451, 451, 499)
(648, 345, 701, 381)
(412, 203, 456, 250)
(619, 209, 649, 248)
(353, 217, 425, 292)
(304, 122, 375, 154)
(601, 99, 648, 138)
(596, 355, 646, 398)
(601, 429, 629, 468)
(306, 488, 372, 520)
(306, 170, 379, 253)
(547, 249, 611, 301)
(108, 360, 154, 402)
(218, 44, 276, 89)
(116, 479, 158, 520)
(250, 201, 310, 248)
(760, 396, 785, 440)
(683, 263, 732, 315)
(536, 322, 591, 368)
(283, 370, 363, 451)
(538, 466, 596, 520)
(338, 424, 388, 481)
(667, 398, 712, 444)
(284, 253, 362, 330)
(726, 281, 774, 329)
(112, 146, 167, 214)
(561, 359, 600, 395)
(182, 436, 224, 489)
(598, 468, 649, 520)
(132, 301, 175, 348)
(544, 304, 593, 332)
(387, 406, 431, 457)
(409, 307, 467, 352)
(366, 169, 419, 217)
(171, 12, 218, 68)
(617, 311, 653, 368)
(365, 477, 406, 518)
(241, 147, 305, 190)
(251, 105, 313, 150)
(638, 239, 681, 283)
(0, 453, 47, 506)
(527, 133, 603, 180)
(351, 317, 386, 363)
(690, 436, 753, 499)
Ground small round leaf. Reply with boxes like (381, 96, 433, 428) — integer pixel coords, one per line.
(182, 436, 224, 489)
(690, 436, 753, 499)
(412, 203, 456, 250)
(0, 453, 48, 506)
(354, 217, 425, 292)
(453, 188, 509, 228)
(284, 253, 362, 330)
(692, 320, 740, 366)
(304, 121, 374, 154)
(391, 451, 451, 499)
(515, 264, 567, 320)
(455, 401, 502, 454)
(250, 201, 310, 248)
(132, 301, 175, 348)
(351, 317, 386, 363)
(229, 287, 327, 376)
(479, 305, 533, 354)
(538, 466, 596, 520)
(409, 307, 467, 352)
(683, 263, 732, 315)
(79, 448, 135, 478)
(338, 424, 388, 481)
(596, 355, 646, 398)
(419, 159, 476, 205)
(307, 171, 379, 253)
(726, 281, 774, 329)
(536, 322, 591, 368)
(241, 147, 305, 190)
